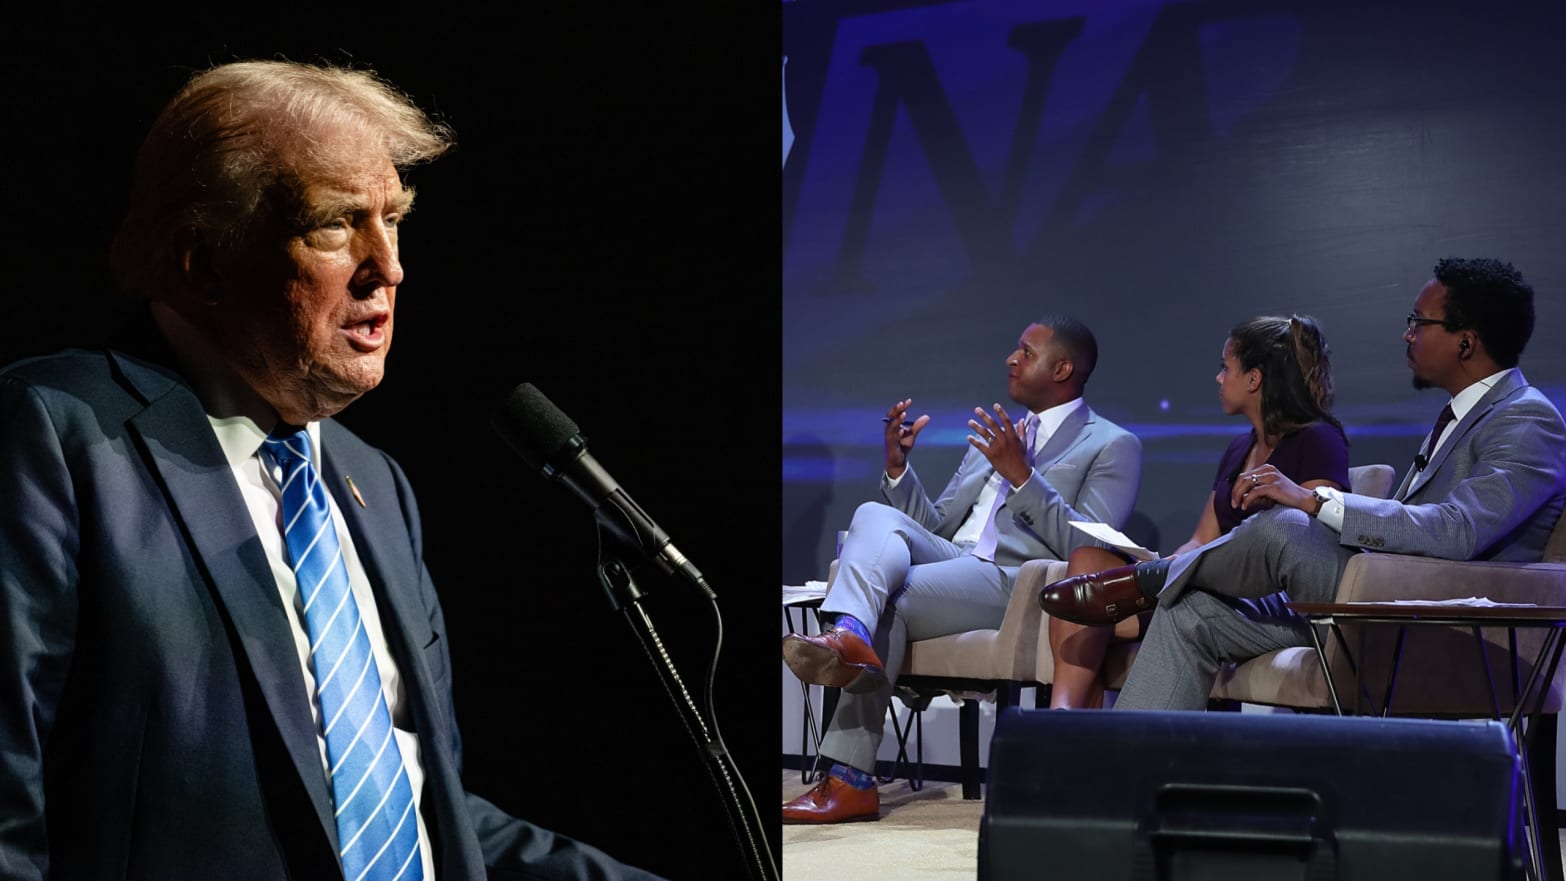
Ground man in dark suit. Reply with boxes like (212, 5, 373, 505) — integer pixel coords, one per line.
(0, 59, 663, 880)
(781, 316, 1144, 822)
(1041, 258, 1566, 711)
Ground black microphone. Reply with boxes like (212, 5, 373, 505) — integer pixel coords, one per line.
(491, 382, 714, 598)
(1414, 453, 1429, 471)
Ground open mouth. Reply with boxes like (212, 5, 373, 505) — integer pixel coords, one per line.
(343, 314, 389, 350)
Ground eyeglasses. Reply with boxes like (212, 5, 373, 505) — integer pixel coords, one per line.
(1405, 313, 1454, 331)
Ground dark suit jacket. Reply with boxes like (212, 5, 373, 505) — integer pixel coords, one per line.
(0, 347, 661, 881)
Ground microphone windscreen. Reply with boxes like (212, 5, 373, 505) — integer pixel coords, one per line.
(492, 383, 581, 473)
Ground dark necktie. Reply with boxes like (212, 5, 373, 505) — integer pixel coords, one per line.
(1415, 404, 1456, 472)
(262, 429, 424, 881)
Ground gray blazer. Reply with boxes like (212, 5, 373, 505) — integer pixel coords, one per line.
(880, 402, 1143, 568)
(1342, 368, 1566, 561)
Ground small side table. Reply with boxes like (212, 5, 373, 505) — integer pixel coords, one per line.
(1288, 601, 1566, 881)
(783, 589, 831, 783)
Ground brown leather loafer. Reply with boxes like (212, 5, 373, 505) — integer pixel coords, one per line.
(782, 776, 880, 824)
(782, 627, 886, 693)
(1038, 561, 1165, 626)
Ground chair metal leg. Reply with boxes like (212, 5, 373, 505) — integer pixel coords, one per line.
(996, 684, 1012, 712)
(959, 698, 981, 800)
(1511, 630, 1566, 881)
(885, 695, 925, 791)
(1524, 714, 1562, 881)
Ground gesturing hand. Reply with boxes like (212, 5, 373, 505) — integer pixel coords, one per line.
(884, 398, 931, 479)
(968, 404, 1031, 488)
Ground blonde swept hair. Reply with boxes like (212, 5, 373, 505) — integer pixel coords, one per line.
(109, 59, 455, 300)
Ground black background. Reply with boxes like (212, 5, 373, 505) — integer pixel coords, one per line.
(3, 8, 779, 881)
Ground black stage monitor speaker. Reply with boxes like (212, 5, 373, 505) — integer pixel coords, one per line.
(979, 709, 1523, 881)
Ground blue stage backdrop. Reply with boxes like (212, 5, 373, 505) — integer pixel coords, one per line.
(782, 0, 1566, 582)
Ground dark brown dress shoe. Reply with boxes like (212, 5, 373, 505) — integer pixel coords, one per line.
(782, 627, 887, 693)
(1038, 560, 1166, 626)
(782, 776, 880, 824)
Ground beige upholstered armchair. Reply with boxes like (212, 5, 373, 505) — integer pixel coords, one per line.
(1208, 462, 1566, 718)
(1211, 526, 1566, 714)
(893, 466, 1402, 794)
(900, 559, 1067, 688)
(1015, 463, 1400, 695)
(1209, 468, 1566, 880)
(838, 463, 1566, 807)
(887, 558, 1067, 798)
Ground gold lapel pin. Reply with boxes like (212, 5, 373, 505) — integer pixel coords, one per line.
(345, 475, 367, 508)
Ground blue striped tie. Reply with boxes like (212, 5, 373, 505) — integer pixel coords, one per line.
(263, 429, 423, 881)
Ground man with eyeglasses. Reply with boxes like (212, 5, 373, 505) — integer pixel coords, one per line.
(1040, 257, 1566, 712)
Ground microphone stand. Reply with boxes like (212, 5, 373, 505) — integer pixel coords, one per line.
(595, 539, 779, 881)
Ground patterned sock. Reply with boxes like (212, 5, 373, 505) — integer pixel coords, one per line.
(1134, 558, 1173, 599)
(829, 762, 875, 790)
(834, 614, 871, 644)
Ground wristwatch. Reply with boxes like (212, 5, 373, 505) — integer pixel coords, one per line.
(1309, 485, 1333, 518)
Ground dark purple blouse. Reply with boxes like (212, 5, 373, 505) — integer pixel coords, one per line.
(1211, 421, 1351, 536)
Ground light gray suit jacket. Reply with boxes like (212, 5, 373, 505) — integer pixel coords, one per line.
(880, 402, 1143, 568)
(1342, 368, 1566, 561)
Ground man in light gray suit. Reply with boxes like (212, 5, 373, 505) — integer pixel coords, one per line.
(1041, 258, 1566, 711)
(782, 315, 1144, 822)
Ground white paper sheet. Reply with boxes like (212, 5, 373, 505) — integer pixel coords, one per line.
(1068, 521, 1159, 562)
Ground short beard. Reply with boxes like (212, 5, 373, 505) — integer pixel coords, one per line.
(1411, 374, 1432, 391)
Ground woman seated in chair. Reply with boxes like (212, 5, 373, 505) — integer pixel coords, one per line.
(1048, 314, 1351, 708)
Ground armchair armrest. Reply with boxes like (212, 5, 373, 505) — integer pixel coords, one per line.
(1337, 553, 1566, 605)
(901, 557, 1066, 682)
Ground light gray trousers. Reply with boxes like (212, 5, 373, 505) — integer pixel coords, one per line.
(816, 502, 1012, 773)
(1114, 507, 1358, 711)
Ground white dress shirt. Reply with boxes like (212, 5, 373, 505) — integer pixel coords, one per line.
(208, 414, 435, 880)
(948, 397, 1084, 547)
(1315, 368, 1514, 532)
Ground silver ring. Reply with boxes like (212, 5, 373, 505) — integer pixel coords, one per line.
(1251, 474, 1259, 484)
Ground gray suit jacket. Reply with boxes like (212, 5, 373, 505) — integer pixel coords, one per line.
(1341, 368, 1566, 561)
(880, 402, 1143, 567)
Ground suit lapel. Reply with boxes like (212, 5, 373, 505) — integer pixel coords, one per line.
(317, 429, 427, 662)
(118, 360, 338, 848)
(1032, 405, 1092, 470)
(1403, 372, 1525, 500)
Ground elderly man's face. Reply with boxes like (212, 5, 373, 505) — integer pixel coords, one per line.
(215, 137, 413, 424)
